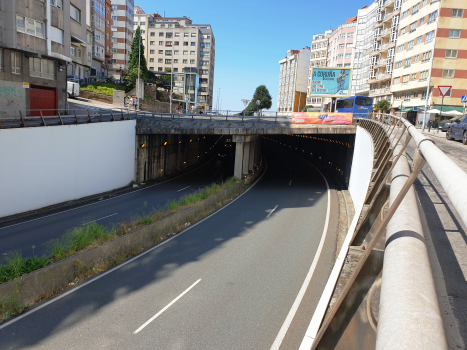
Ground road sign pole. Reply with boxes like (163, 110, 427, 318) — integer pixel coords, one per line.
(439, 95, 444, 133)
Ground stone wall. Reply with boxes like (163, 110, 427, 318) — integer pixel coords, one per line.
(79, 90, 113, 104)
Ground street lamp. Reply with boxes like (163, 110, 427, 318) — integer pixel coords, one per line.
(119, 65, 122, 83)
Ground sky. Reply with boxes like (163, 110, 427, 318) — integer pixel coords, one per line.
(137, 0, 370, 111)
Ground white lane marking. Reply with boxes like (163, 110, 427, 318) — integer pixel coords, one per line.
(134, 279, 201, 334)
(289, 180, 292, 186)
(0, 158, 268, 331)
(0, 157, 216, 231)
(267, 205, 278, 218)
(270, 165, 330, 350)
(93, 213, 119, 222)
(177, 185, 191, 192)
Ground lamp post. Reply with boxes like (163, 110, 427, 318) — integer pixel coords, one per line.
(119, 65, 122, 83)
(137, 28, 141, 111)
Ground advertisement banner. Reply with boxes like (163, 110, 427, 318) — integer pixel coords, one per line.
(309, 68, 352, 97)
(292, 112, 353, 125)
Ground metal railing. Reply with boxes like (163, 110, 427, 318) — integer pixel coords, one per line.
(307, 113, 455, 349)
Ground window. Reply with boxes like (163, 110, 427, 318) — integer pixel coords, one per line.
(183, 50, 188, 55)
(150, 50, 155, 54)
(419, 70, 429, 81)
(345, 53, 352, 58)
(190, 59, 195, 64)
(412, 3, 420, 15)
(29, 57, 56, 79)
(165, 50, 172, 55)
(395, 93, 402, 100)
(340, 34, 346, 39)
(111, 26, 117, 32)
(407, 40, 414, 50)
(404, 58, 411, 67)
(166, 41, 172, 46)
(174, 41, 179, 46)
(174, 59, 178, 63)
(346, 43, 353, 48)
(158, 58, 162, 63)
(166, 32, 172, 38)
(184, 33, 189, 37)
(339, 44, 345, 49)
(412, 73, 417, 80)
(174, 50, 179, 55)
(165, 59, 171, 64)
(404, 92, 411, 101)
(190, 51, 195, 55)
(425, 31, 434, 43)
(150, 41, 155, 45)
(158, 41, 163, 45)
(395, 60, 402, 68)
(427, 10, 437, 24)
(397, 44, 404, 52)
(419, 17, 425, 26)
(400, 27, 407, 35)
(200, 61, 209, 66)
(88, 52, 91, 62)
(344, 63, 351, 67)
(16, 15, 45, 39)
(159, 32, 164, 37)
(175, 33, 179, 37)
(338, 54, 343, 58)
(422, 50, 431, 62)
(413, 90, 419, 98)
(191, 33, 196, 37)
(158, 67, 162, 71)
(422, 0, 427, 7)
(49, 26, 64, 44)
(50, 0, 63, 9)
(413, 54, 419, 62)
(11, 51, 21, 74)
(402, 10, 410, 19)
(442, 69, 455, 78)
(71, 46, 76, 56)
(149, 58, 154, 62)
(409, 22, 417, 33)
(446, 49, 458, 58)
(158, 50, 163, 54)
(416, 35, 422, 45)
(421, 90, 427, 99)
(183, 41, 188, 46)
(70, 5, 81, 22)
(452, 9, 464, 17)
(191, 42, 196, 46)
(173, 68, 178, 72)
(140, 22, 146, 26)
(347, 32, 354, 37)
(183, 59, 187, 64)
(402, 75, 410, 83)
(393, 77, 399, 84)
(150, 32, 155, 37)
(448, 29, 461, 38)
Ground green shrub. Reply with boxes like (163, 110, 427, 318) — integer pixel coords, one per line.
(80, 83, 125, 96)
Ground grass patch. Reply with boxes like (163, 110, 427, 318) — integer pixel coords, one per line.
(81, 83, 125, 96)
(0, 177, 241, 286)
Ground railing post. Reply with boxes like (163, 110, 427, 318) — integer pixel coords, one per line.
(74, 110, 79, 124)
(58, 111, 64, 125)
(88, 110, 92, 123)
(100, 109, 103, 122)
(121, 109, 125, 120)
(111, 110, 115, 121)
(19, 110, 26, 127)
(40, 111, 46, 126)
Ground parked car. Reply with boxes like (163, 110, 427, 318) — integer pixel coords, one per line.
(67, 81, 80, 99)
(439, 115, 463, 132)
(446, 115, 467, 144)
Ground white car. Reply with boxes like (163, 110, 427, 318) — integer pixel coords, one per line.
(67, 81, 80, 98)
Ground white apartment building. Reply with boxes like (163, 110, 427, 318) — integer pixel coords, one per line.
(353, 2, 378, 96)
(306, 31, 331, 108)
(367, 0, 402, 104)
(277, 47, 311, 115)
(133, 11, 216, 110)
(109, 0, 134, 81)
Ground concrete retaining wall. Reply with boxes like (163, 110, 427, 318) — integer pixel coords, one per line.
(0, 181, 246, 308)
(78, 90, 113, 104)
(348, 126, 374, 208)
(0, 121, 136, 218)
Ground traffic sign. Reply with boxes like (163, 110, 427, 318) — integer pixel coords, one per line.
(413, 107, 418, 111)
(461, 95, 467, 103)
(438, 86, 452, 97)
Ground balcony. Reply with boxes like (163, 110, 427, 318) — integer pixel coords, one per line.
(381, 0, 395, 10)
(375, 58, 388, 68)
(367, 73, 392, 84)
(377, 28, 391, 40)
(370, 86, 392, 96)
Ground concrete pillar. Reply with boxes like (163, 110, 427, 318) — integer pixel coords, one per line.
(234, 141, 244, 180)
(248, 140, 256, 172)
(242, 141, 251, 177)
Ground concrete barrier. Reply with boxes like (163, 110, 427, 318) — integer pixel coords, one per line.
(0, 180, 246, 311)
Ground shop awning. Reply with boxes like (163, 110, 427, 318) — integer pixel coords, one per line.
(395, 107, 413, 113)
(434, 105, 464, 113)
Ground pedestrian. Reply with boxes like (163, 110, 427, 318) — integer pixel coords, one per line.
(427, 119, 433, 132)
(190, 105, 194, 114)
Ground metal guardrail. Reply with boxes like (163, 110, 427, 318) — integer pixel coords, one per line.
(306, 113, 451, 349)
(0, 109, 292, 129)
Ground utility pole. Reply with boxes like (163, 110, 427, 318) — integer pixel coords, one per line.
(170, 59, 173, 113)
(137, 27, 141, 111)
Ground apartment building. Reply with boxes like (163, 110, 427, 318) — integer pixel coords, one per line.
(133, 11, 216, 111)
(306, 31, 331, 108)
(353, 2, 378, 96)
(0, 0, 87, 116)
(367, 0, 402, 104)
(390, 0, 442, 121)
(108, 0, 134, 81)
(85, 0, 108, 79)
(277, 47, 311, 115)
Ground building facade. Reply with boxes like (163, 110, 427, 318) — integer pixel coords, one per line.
(133, 11, 216, 111)
(353, 2, 378, 96)
(367, 0, 402, 105)
(277, 47, 311, 115)
(306, 31, 331, 108)
(1, 0, 86, 116)
(109, 0, 134, 81)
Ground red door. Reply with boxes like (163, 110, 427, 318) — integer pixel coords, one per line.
(30, 86, 57, 116)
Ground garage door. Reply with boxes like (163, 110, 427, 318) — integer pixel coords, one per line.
(30, 86, 57, 116)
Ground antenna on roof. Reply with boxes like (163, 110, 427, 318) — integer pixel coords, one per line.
(164, 11, 165, 17)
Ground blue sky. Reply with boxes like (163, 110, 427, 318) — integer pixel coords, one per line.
(137, 0, 370, 111)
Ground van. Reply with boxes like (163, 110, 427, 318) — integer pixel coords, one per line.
(67, 81, 80, 98)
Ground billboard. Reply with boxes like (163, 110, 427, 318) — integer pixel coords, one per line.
(292, 112, 353, 125)
(309, 68, 352, 97)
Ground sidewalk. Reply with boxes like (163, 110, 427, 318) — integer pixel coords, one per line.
(406, 134, 467, 349)
(68, 98, 128, 112)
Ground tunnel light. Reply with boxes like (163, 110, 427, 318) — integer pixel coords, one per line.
(179, 141, 182, 144)
(163, 142, 168, 146)
(140, 144, 146, 148)
(190, 139, 192, 142)
(184, 161, 186, 163)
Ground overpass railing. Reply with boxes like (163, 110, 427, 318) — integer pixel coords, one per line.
(305, 113, 456, 349)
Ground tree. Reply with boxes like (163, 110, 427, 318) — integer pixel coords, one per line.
(244, 85, 272, 115)
(374, 99, 391, 113)
(123, 26, 149, 91)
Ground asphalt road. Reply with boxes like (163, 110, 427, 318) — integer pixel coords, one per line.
(0, 152, 234, 258)
(0, 145, 337, 350)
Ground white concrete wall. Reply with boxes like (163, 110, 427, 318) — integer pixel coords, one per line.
(348, 126, 374, 208)
(0, 120, 136, 218)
